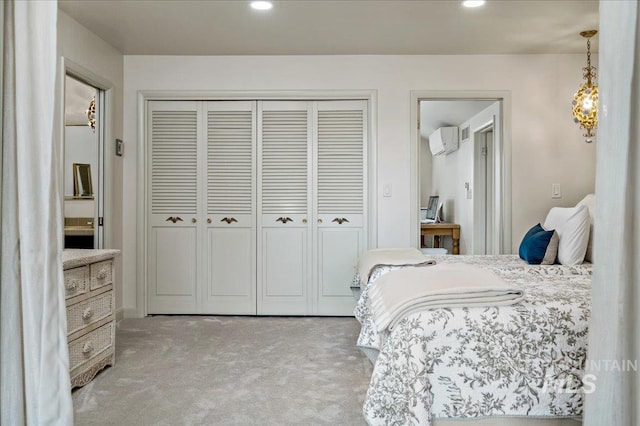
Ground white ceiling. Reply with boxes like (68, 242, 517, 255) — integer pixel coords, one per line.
(419, 100, 496, 139)
(65, 76, 97, 126)
(58, 0, 599, 56)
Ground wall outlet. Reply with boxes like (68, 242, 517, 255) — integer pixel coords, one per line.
(552, 183, 562, 199)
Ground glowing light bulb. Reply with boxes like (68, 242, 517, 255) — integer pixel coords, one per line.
(251, 1, 273, 11)
(462, 0, 486, 8)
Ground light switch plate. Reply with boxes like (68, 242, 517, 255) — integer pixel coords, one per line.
(383, 183, 392, 197)
(552, 183, 562, 199)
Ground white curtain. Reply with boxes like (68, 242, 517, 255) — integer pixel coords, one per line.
(584, 1, 640, 424)
(1, 1, 73, 424)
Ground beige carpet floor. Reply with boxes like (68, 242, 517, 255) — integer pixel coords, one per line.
(72, 316, 373, 425)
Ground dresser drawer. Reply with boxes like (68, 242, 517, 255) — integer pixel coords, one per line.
(69, 322, 114, 373)
(67, 291, 114, 336)
(64, 266, 89, 299)
(90, 260, 113, 290)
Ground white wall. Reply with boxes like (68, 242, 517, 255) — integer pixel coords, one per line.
(64, 126, 98, 198)
(64, 199, 94, 218)
(419, 138, 432, 207)
(122, 54, 596, 316)
(57, 11, 124, 313)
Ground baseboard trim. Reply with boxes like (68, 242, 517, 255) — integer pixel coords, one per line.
(123, 307, 142, 319)
(115, 308, 125, 322)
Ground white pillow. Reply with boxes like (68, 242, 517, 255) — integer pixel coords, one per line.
(576, 194, 595, 262)
(543, 205, 590, 266)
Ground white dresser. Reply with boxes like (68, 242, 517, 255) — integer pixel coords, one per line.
(62, 249, 120, 388)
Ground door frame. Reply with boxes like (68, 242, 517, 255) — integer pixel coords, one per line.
(136, 90, 377, 317)
(473, 123, 495, 255)
(409, 90, 512, 254)
(58, 58, 115, 250)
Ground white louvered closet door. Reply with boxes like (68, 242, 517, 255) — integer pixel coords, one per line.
(314, 100, 368, 315)
(257, 101, 313, 315)
(147, 101, 200, 313)
(201, 101, 256, 314)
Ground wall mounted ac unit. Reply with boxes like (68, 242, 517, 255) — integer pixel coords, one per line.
(429, 127, 459, 156)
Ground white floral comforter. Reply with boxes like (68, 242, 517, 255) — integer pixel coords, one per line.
(355, 255, 591, 426)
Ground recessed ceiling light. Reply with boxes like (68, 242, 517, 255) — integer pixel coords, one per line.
(462, 0, 485, 7)
(251, 1, 273, 11)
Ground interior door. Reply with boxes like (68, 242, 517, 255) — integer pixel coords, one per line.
(314, 100, 367, 315)
(201, 101, 257, 314)
(257, 101, 312, 315)
(147, 101, 200, 313)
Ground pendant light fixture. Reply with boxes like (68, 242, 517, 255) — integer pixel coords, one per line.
(571, 30, 598, 143)
(86, 96, 96, 131)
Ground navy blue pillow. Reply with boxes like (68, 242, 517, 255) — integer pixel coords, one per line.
(519, 223, 559, 265)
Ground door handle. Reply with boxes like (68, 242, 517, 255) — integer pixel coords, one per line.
(221, 217, 238, 224)
(332, 217, 350, 225)
(165, 216, 183, 223)
(276, 217, 293, 223)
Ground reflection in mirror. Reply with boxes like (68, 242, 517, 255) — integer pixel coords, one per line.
(419, 99, 502, 255)
(64, 75, 101, 249)
(73, 163, 93, 197)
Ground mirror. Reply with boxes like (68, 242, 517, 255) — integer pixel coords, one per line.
(64, 75, 102, 249)
(419, 99, 502, 255)
(73, 163, 93, 197)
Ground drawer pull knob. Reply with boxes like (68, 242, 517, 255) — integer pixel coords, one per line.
(192, 218, 197, 223)
(332, 217, 350, 225)
(276, 217, 293, 224)
(66, 279, 79, 290)
(82, 342, 94, 354)
(221, 217, 237, 224)
(207, 218, 212, 224)
(97, 269, 108, 280)
(82, 308, 93, 320)
(165, 216, 183, 223)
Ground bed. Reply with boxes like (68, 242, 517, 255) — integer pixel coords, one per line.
(354, 254, 592, 426)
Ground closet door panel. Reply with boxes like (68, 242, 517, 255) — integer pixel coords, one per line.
(260, 103, 310, 216)
(202, 101, 256, 314)
(147, 101, 199, 313)
(208, 227, 252, 293)
(148, 227, 197, 313)
(318, 228, 361, 294)
(258, 101, 312, 315)
(314, 100, 367, 315)
(262, 228, 307, 299)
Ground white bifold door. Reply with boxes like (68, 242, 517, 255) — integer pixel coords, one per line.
(257, 100, 367, 315)
(147, 101, 256, 314)
(147, 99, 367, 315)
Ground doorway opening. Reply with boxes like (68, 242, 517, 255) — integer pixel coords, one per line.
(63, 74, 105, 249)
(411, 91, 511, 255)
(473, 124, 495, 254)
